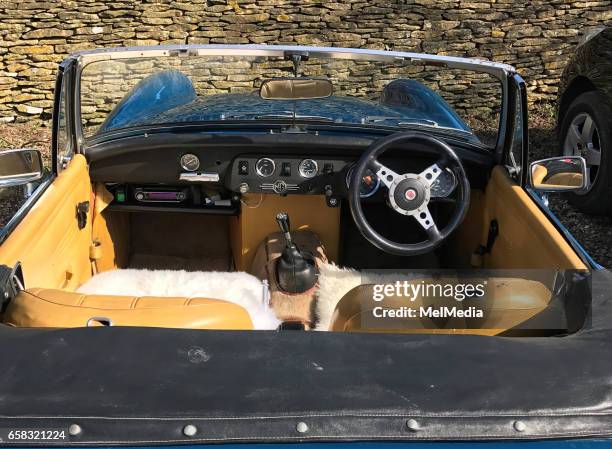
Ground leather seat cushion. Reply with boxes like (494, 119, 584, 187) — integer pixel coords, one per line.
(330, 278, 554, 336)
(3, 288, 254, 330)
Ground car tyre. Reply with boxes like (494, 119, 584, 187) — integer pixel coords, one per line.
(559, 90, 612, 215)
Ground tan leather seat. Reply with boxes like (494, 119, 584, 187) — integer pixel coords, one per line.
(330, 278, 553, 336)
(532, 164, 584, 189)
(3, 288, 253, 330)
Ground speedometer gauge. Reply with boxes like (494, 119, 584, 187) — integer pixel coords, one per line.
(346, 165, 381, 198)
(255, 158, 276, 177)
(298, 159, 318, 178)
(430, 168, 457, 197)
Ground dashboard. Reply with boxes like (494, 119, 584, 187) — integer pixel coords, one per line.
(226, 155, 458, 202)
(226, 155, 350, 207)
(87, 131, 492, 212)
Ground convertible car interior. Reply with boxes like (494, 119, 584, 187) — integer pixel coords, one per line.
(0, 47, 591, 337)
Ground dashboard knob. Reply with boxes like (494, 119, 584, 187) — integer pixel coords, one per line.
(238, 182, 249, 194)
(327, 197, 339, 207)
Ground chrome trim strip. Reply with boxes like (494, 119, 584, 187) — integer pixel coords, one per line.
(260, 184, 299, 189)
(526, 187, 600, 270)
(72, 44, 515, 79)
(179, 172, 220, 182)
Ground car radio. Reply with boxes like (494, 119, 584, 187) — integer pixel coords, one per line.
(133, 187, 188, 203)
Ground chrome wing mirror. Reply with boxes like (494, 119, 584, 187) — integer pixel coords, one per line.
(528, 156, 588, 193)
(0, 149, 44, 188)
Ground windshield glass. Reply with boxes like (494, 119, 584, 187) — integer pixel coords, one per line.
(80, 53, 502, 147)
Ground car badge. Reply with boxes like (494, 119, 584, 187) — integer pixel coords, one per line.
(273, 180, 288, 194)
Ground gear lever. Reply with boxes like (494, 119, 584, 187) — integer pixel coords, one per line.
(274, 212, 317, 294)
(276, 212, 293, 247)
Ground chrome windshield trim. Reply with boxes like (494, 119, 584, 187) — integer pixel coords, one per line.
(71, 44, 515, 79)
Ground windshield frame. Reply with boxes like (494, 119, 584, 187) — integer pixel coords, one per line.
(71, 45, 515, 154)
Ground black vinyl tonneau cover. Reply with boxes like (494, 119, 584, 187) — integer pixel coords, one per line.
(0, 270, 611, 445)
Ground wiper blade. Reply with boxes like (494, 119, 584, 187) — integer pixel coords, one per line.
(362, 115, 471, 135)
(397, 122, 473, 135)
(362, 115, 438, 127)
(254, 113, 339, 122)
(220, 111, 338, 122)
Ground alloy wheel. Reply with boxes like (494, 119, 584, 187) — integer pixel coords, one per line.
(563, 112, 601, 194)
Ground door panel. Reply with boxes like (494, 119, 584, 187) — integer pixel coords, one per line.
(0, 155, 93, 290)
(482, 166, 586, 270)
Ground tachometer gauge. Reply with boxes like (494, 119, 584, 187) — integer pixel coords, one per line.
(180, 153, 200, 172)
(255, 158, 276, 177)
(298, 159, 319, 178)
(430, 168, 457, 197)
(346, 165, 381, 198)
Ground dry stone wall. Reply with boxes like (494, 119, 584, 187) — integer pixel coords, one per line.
(0, 0, 610, 125)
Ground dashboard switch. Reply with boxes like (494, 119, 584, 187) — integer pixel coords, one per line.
(281, 162, 292, 177)
(115, 189, 126, 203)
(323, 163, 334, 174)
(238, 160, 249, 175)
(327, 196, 339, 207)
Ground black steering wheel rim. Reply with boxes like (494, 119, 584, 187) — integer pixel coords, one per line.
(349, 131, 470, 256)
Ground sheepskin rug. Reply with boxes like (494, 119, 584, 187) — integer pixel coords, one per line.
(315, 263, 419, 331)
(77, 269, 280, 330)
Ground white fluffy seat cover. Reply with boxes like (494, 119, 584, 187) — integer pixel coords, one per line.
(315, 263, 420, 331)
(77, 269, 280, 330)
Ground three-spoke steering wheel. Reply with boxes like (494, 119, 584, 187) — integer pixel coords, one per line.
(349, 132, 470, 256)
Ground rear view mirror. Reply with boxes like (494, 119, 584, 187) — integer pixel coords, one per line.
(260, 78, 333, 100)
(529, 156, 587, 193)
(0, 149, 44, 188)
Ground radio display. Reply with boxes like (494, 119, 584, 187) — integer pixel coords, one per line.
(148, 191, 181, 200)
(134, 189, 187, 202)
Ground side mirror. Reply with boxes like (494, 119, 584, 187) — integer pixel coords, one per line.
(528, 156, 588, 193)
(0, 149, 44, 188)
(260, 78, 333, 100)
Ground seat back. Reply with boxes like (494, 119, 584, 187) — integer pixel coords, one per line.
(330, 278, 553, 336)
(4, 288, 253, 330)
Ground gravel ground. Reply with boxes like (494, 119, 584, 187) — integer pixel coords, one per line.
(0, 186, 26, 229)
(0, 106, 610, 266)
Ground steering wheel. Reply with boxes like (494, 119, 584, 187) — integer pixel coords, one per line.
(349, 131, 470, 256)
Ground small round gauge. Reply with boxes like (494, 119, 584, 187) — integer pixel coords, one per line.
(180, 153, 200, 172)
(346, 165, 381, 198)
(430, 168, 457, 197)
(299, 159, 319, 178)
(255, 158, 276, 177)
